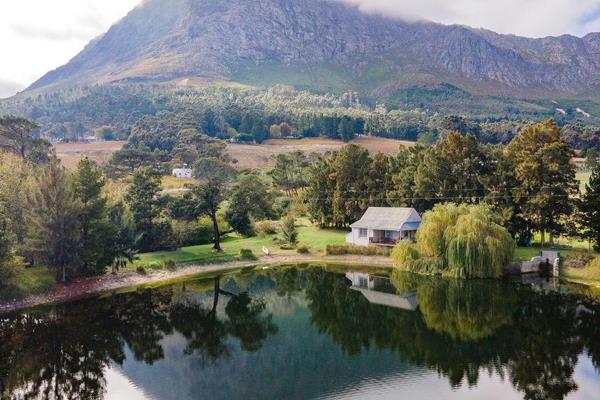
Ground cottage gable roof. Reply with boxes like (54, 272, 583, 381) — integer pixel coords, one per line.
(350, 207, 420, 231)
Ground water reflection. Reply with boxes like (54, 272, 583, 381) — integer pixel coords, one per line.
(0, 266, 599, 400)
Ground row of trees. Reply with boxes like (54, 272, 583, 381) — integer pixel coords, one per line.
(304, 119, 599, 249)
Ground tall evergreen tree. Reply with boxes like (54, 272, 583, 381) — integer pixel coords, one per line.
(507, 120, 578, 247)
(107, 202, 139, 274)
(577, 163, 600, 251)
(26, 154, 80, 283)
(124, 167, 171, 252)
(72, 158, 113, 276)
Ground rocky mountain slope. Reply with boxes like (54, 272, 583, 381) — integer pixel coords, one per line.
(24, 0, 600, 99)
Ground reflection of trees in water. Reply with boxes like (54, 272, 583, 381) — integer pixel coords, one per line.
(0, 276, 277, 399)
(2, 267, 600, 400)
(295, 267, 600, 399)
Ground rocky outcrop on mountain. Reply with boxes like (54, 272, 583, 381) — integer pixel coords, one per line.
(25, 0, 600, 98)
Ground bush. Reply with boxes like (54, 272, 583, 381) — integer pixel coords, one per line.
(326, 244, 391, 256)
(255, 220, 279, 237)
(171, 219, 213, 247)
(136, 266, 147, 275)
(297, 245, 310, 254)
(163, 259, 177, 271)
(239, 249, 258, 261)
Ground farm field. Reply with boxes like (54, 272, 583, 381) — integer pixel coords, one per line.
(53, 137, 414, 170)
(54, 141, 126, 169)
(227, 136, 415, 169)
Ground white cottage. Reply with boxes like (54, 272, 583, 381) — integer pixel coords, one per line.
(346, 207, 421, 247)
(172, 168, 193, 179)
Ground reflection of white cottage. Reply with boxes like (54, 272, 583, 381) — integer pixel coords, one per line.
(346, 207, 421, 247)
(172, 168, 193, 179)
(346, 272, 418, 311)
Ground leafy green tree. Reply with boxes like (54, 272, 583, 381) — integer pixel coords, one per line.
(26, 154, 80, 282)
(338, 116, 355, 142)
(0, 116, 49, 163)
(304, 155, 335, 227)
(331, 144, 371, 227)
(72, 158, 114, 275)
(0, 204, 15, 287)
(0, 206, 12, 264)
(226, 173, 276, 237)
(366, 152, 390, 207)
(107, 147, 155, 176)
(576, 163, 600, 251)
(270, 151, 309, 196)
(387, 145, 426, 210)
(414, 132, 491, 208)
(507, 120, 578, 247)
(192, 179, 228, 251)
(0, 153, 32, 245)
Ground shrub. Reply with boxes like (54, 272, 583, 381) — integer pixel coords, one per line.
(281, 214, 298, 247)
(326, 244, 390, 256)
(296, 245, 310, 254)
(239, 249, 258, 261)
(163, 259, 177, 271)
(171, 219, 213, 247)
(136, 266, 147, 275)
(255, 220, 279, 237)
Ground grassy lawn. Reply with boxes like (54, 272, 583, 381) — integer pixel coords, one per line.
(0, 266, 56, 301)
(133, 224, 347, 271)
(562, 257, 600, 286)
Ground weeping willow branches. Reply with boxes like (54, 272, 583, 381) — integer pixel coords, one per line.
(392, 203, 515, 279)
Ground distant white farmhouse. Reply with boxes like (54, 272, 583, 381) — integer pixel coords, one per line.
(346, 207, 421, 247)
(172, 168, 193, 179)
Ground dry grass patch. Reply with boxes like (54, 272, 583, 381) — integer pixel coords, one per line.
(228, 136, 414, 169)
(54, 141, 126, 169)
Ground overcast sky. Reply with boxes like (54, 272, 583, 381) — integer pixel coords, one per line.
(2, 0, 600, 99)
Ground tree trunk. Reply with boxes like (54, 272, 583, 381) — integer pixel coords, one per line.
(549, 231, 555, 248)
(212, 278, 220, 315)
(62, 265, 66, 284)
(211, 213, 222, 252)
(540, 229, 546, 249)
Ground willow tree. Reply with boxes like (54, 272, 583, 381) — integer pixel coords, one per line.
(392, 203, 515, 279)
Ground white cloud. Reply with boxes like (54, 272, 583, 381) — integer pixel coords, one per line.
(0, 0, 141, 99)
(338, 0, 600, 38)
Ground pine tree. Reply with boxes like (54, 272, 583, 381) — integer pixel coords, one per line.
(107, 202, 139, 274)
(577, 163, 600, 251)
(72, 158, 113, 276)
(26, 154, 80, 283)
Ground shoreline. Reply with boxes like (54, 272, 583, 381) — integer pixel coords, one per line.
(0, 255, 393, 315)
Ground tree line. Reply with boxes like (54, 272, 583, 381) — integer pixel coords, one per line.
(304, 119, 600, 251)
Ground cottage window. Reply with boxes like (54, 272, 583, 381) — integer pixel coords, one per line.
(359, 229, 368, 238)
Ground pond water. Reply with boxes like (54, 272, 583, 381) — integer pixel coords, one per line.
(2, 264, 600, 400)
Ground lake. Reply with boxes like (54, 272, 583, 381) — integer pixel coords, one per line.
(2, 264, 600, 400)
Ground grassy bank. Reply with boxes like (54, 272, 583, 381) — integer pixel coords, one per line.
(133, 224, 347, 271)
(1, 267, 56, 301)
(562, 257, 600, 287)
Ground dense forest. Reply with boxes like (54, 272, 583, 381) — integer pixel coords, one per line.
(3, 84, 600, 153)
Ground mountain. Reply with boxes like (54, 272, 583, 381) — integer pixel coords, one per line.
(25, 0, 600, 100)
